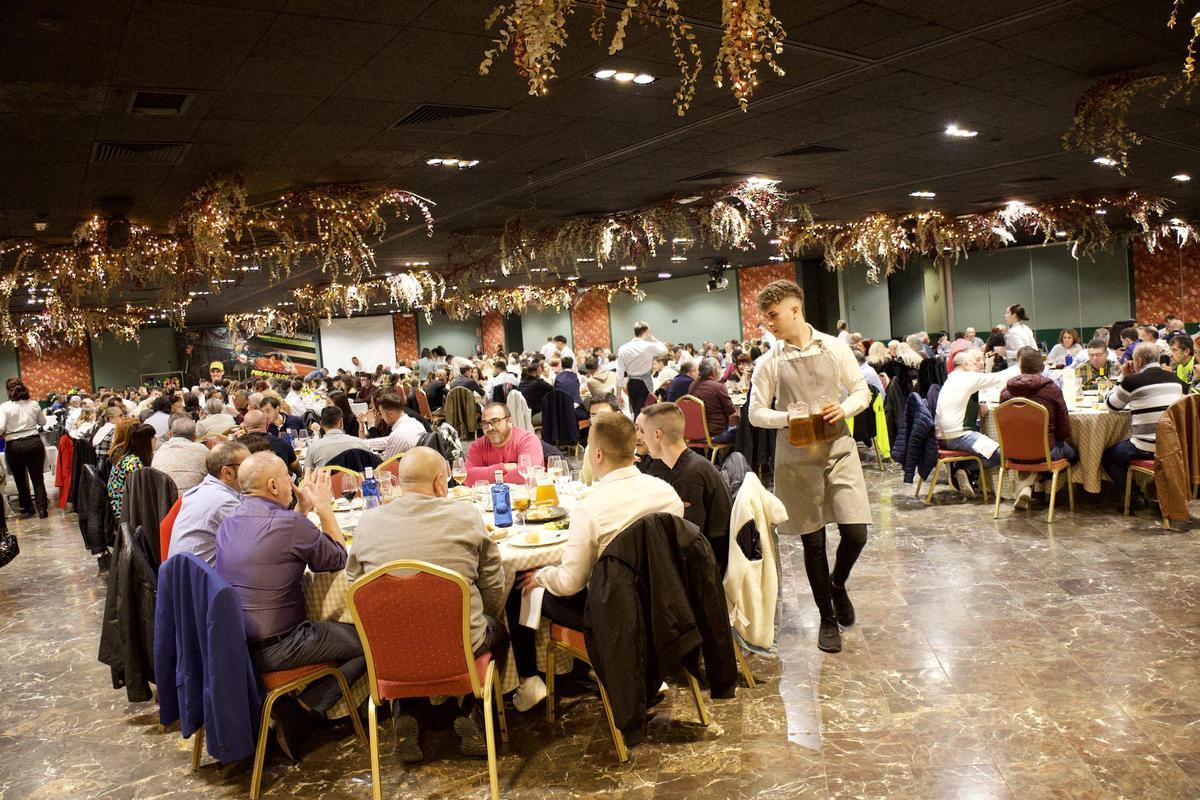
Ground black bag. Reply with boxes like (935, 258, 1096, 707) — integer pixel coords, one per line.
(0, 533, 18, 568)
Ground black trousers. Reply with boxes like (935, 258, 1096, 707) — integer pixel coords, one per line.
(627, 380, 650, 416)
(800, 524, 868, 623)
(249, 621, 365, 714)
(505, 585, 587, 678)
(6, 436, 48, 515)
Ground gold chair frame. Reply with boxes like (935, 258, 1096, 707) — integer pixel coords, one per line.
(677, 394, 732, 464)
(991, 398, 1075, 524)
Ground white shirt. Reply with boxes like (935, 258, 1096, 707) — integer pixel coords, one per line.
(91, 421, 116, 449)
(552, 347, 576, 369)
(653, 363, 679, 392)
(151, 437, 210, 492)
(748, 328, 870, 430)
(540, 342, 559, 360)
(284, 391, 308, 416)
(364, 414, 426, 460)
(0, 400, 45, 440)
(1005, 323, 1037, 353)
(837, 330, 852, 344)
(486, 371, 518, 398)
(535, 465, 684, 596)
(615, 336, 667, 382)
(934, 366, 1019, 440)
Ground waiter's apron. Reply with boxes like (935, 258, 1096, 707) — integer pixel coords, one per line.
(774, 343, 872, 535)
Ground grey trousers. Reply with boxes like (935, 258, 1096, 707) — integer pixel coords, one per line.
(249, 621, 366, 713)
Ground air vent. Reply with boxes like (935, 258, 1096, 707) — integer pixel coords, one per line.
(127, 90, 192, 115)
(90, 141, 190, 165)
(392, 104, 504, 131)
(999, 175, 1058, 186)
(771, 144, 850, 158)
(681, 169, 753, 183)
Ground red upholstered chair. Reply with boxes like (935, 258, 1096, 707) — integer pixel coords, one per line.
(317, 465, 362, 498)
(677, 394, 732, 463)
(1125, 459, 1169, 528)
(992, 398, 1075, 523)
(915, 448, 991, 506)
(347, 561, 508, 800)
(159, 496, 183, 564)
(545, 623, 710, 763)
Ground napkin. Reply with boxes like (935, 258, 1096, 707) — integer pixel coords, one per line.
(519, 586, 545, 629)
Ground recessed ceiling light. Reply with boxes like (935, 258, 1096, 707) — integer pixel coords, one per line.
(530, 267, 549, 273)
(657, 272, 672, 279)
(632, 74, 655, 85)
(1173, 173, 1192, 182)
(677, 195, 702, 205)
(620, 264, 637, 271)
(768, 238, 781, 245)
(576, 257, 595, 262)
(747, 176, 779, 187)
(482, 278, 496, 284)
(671, 255, 687, 262)
(1055, 231, 1068, 238)
(945, 124, 978, 138)
(426, 157, 479, 169)
(1170, 217, 1185, 224)
(782, 217, 799, 223)
(564, 275, 580, 281)
(426, 158, 442, 165)
(593, 69, 617, 79)
(671, 237, 691, 244)
(1094, 209, 1107, 215)
(613, 72, 636, 82)
(768, 255, 785, 262)
(1093, 156, 1118, 167)
(909, 190, 936, 198)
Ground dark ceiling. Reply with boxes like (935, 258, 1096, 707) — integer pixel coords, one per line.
(1, 0, 1198, 323)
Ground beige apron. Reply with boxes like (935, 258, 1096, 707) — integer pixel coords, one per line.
(774, 341, 872, 534)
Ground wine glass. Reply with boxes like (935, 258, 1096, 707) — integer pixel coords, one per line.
(451, 456, 467, 486)
(473, 480, 491, 513)
(517, 453, 532, 484)
(511, 483, 530, 526)
(339, 472, 361, 504)
(546, 455, 564, 479)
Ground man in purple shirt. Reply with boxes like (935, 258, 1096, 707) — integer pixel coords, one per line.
(215, 451, 362, 760)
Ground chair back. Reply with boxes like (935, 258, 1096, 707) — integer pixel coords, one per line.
(159, 496, 183, 564)
(318, 465, 363, 497)
(378, 453, 403, 481)
(347, 560, 482, 704)
(539, 389, 579, 446)
(325, 447, 382, 472)
(993, 398, 1054, 470)
(415, 388, 433, 419)
(677, 395, 714, 448)
(506, 389, 534, 431)
(444, 387, 479, 438)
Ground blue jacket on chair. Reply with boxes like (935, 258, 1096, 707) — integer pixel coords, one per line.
(890, 393, 938, 484)
(155, 554, 262, 764)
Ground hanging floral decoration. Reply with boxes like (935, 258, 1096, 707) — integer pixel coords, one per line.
(1061, 73, 1173, 174)
(1169, 1, 1200, 79)
(780, 192, 1182, 283)
(480, 0, 784, 115)
(442, 276, 644, 320)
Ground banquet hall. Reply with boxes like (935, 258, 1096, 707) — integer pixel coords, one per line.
(3, 1, 1200, 798)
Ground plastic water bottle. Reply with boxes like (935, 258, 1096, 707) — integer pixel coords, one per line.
(491, 470, 513, 528)
(361, 467, 381, 510)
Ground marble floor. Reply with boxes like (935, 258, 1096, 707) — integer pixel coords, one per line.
(2, 465, 1200, 799)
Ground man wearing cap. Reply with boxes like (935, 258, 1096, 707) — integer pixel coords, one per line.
(209, 361, 225, 384)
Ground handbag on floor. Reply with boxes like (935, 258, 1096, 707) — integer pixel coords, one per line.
(0, 532, 18, 568)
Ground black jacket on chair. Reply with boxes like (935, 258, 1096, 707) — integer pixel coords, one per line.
(583, 513, 737, 735)
(539, 389, 579, 447)
(98, 523, 158, 702)
(68, 436, 96, 510)
(122, 467, 179, 568)
(325, 447, 383, 472)
(83, 463, 116, 553)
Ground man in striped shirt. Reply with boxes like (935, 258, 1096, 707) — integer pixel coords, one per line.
(1101, 342, 1186, 499)
(357, 393, 426, 460)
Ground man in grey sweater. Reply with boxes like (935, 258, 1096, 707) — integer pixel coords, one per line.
(346, 446, 506, 761)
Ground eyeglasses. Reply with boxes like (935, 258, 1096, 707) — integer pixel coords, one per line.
(481, 416, 511, 428)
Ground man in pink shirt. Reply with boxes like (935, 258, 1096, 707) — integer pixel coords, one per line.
(466, 402, 544, 484)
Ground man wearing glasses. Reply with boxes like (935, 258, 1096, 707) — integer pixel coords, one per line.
(465, 402, 545, 484)
(167, 440, 250, 566)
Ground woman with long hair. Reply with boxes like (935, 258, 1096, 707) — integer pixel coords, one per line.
(1048, 328, 1083, 367)
(0, 380, 49, 517)
(106, 423, 156, 518)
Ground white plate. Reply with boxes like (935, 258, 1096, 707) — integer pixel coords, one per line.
(508, 529, 569, 548)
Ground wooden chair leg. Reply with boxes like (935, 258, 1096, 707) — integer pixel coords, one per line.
(191, 726, 204, 770)
(1124, 470, 1134, 516)
(368, 700, 382, 800)
(733, 639, 755, 688)
(1046, 469, 1060, 523)
(483, 663, 500, 800)
(250, 690, 281, 800)
(545, 642, 558, 724)
(993, 468, 1006, 519)
(684, 671, 711, 727)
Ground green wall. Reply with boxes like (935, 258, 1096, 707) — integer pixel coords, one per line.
(840, 263, 892, 340)
(90, 328, 179, 390)
(520, 308, 573, 352)
(888, 263, 925, 339)
(799, 260, 839, 332)
(610, 273, 742, 347)
(418, 312, 481, 358)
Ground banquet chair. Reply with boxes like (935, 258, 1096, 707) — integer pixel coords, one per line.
(992, 398, 1074, 523)
(159, 496, 182, 564)
(317, 465, 363, 497)
(545, 624, 710, 763)
(916, 449, 989, 506)
(415, 388, 444, 425)
(1125, 459, 1170, 528)
(677, 395, 732, 463)
(347, 561, 508, 800)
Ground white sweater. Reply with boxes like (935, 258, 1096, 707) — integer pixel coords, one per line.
(722, 472, 788, 651)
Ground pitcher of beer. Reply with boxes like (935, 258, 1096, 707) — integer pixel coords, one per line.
(788, 401, 817, 447)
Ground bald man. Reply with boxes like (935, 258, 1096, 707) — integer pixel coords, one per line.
(239, 408, 301, 477)
(346, 447, 506, 761)
(215, 452, 363, 761)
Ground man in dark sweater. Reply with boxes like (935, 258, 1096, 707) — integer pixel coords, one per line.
(637, 402, 732, 573)
(1000, 349, 1077, 510)
(687, 358, 738, 443)
(666, 360, 697, 402)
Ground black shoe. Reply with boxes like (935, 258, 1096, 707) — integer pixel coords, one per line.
(391, 708, 422, 763)
(97, 553, 111, 574)
(817, 619, 842, 653)
(272, 697, 313, 763)
(36, 510, 48, 519)
(831, 581, 855, 627)
(454, 715, 486, 758)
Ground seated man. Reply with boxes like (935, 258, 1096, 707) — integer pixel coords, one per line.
(1169, 333, 1196, 388)
(447, 364, 486, 398)
(425, 369, 450, 411)
(261, 395, 303, 438)
(196, 396, 238, 440)
(240, 409, 302, 479)
(151, 416, 210, 491)
(934, 349, 1018, 498)
(346, 447, 506, 760)
(1073, 338, 1120, 391)
(1000, 349, 1078, 510)
(666, 359, 697, 403)
(1102, 342, 1187, 504)
(687, 358, 738, 444)
(485, 358, 518, 401)
(465, 402, 544, 484)
(506, 412, 683, 714)
(357, 393, 425, 460)
(305, 405, 374, 469)
(169, 440, 249, 565)
(553, 356, 588, 420)
(215, 452, 362, 760)
(637, 402, 732, 573)
(578, 396, 623, 485)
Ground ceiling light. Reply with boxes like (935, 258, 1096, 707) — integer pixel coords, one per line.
(426, 158, 479, 169)
(657, 272, 672, 279)
(530, 267, 549, 273)
(620, 265, 637, 271)
(564, 275, 580, 281)
(613, 72, 636, 83)
(593, 69, 617, 79)
(1095, 209, 1107, 215)
(632, 74, 655, 85)
(33, 220, 48, 232)
(747, 176, 779, 187)
(671, 255, 687, 262)
(678, 195, 701, 205)
(482, 278, 496, 284)
(1170, 217, 1184, 224)
(1093, 156, 1118, 167)
(576, 257, 595, 262)
(426, 158, 442, 165)
(782, 217, 799, 223)
(768, 238, 781, 245)
(1173, 173, 1192, 182)
(672, 237, 691, 244)
(1055, 230, 1068, 238)
(944, 124, 978, 138)
(768, 255, 785, 262)
(909, 190, 936, 198)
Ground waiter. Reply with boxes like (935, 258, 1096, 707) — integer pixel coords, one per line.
(748, 280, 870, 654)
(616, 320, 667, 417)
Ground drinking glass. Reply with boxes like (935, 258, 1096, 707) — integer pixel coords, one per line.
(473, 480, 491, 513)
(517, 453, 532, 484)
(787, 401, 814, 447)
(511, 483, 530, 525)
(377, 472, 396, 503)
(546, 455, 564, 479)
(451, 456, 467, 486)
(815, 393, 838, 441)
(339, 472, 361, 504)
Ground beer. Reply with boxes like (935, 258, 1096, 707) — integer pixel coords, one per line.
(789, 415, 817, 447)
(512, 494, 531, 512)
(534, 480, 559, 505)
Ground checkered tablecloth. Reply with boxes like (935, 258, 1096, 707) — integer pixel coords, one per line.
(983, 407, 1132, 495)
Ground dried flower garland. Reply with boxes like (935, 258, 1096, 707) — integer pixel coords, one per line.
(1169, 1, 1200, 79)
(1061, 73, 1171, 174)
(480, 1, 784, 115)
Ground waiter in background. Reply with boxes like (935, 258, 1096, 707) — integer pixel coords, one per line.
(748, 280, 871, 655)
(616, 320, 667, 417)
